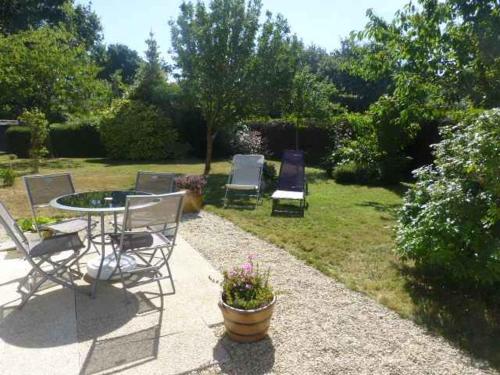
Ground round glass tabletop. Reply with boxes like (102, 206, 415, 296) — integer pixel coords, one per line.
(50, 190, 149, 213)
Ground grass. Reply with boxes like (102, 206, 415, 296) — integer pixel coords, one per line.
(0, 156, 498, 369)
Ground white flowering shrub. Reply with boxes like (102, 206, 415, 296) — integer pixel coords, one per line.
(396, 109, 500, 285)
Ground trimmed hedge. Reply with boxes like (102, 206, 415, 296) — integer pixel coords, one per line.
(5, 122, 105, 158)
(5, 126, 31, 157)
(247, 120, 331, 164)
(50, 123, 104, 157)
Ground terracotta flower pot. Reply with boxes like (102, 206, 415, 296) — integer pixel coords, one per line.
(219, 295, 276, 343)
(182, 190, 203, 213)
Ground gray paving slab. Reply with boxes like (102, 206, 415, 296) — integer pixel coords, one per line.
(0, 235, 227, 375)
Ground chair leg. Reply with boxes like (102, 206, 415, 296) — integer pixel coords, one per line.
(223, 188, 229, 208)
(111, 247, 129, 303)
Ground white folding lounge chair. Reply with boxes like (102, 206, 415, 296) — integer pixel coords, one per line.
(224, 154, 265, 208)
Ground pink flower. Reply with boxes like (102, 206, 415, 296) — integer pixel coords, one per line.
(241, 262, 253, 274)
(248, 254, 256, 261)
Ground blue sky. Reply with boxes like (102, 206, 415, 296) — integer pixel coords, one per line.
(78, 0, 408, 60)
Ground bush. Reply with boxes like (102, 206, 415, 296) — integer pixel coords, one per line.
(396, 108, 500, 286)
(100, 99, 181, 160)
(331, 161, 378, 184)
(6, 126, 31, 157)
(50, 120, 104, 157)
(0, 167, 15, 186)
(18, 109, 49, 173)
(229, 124, 268, 155)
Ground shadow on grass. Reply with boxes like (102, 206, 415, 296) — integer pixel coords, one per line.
(401, 265, 500, 370)
(204, 173, 276, 210)
(357, 201, 401, 218)
(2, 158, 82, 175)
(335, 180, 411, 197)
(83, 158, 207, 167)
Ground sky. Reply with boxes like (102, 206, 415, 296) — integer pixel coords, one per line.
(77, 0, 408, 61)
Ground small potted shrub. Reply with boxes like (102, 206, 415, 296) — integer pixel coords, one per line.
(218, 255, 275, 343)
(175, 175, 207, 213)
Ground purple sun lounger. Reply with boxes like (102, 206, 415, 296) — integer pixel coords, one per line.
(271, 150, 308, 215)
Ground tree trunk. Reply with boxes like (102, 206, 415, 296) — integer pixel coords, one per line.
(295, 119, 300, 150)
(204, 124, 214, 175)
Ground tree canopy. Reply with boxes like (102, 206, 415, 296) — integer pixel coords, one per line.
(0, 27, 111, 122)
(170, 0, 262, 174)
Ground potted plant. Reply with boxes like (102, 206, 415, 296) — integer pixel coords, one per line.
(175, 175, 207, 213)
(218, 255, 275, 343)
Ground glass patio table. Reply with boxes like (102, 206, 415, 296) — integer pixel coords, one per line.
(50, 190, 150, 297)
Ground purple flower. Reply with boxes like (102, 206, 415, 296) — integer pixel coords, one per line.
(241, 262, 253, 274)
(245, 283, 252, 289)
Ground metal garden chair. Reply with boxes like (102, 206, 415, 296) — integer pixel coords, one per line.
(271, 150, 308, 216)
(224, 154, 265, 208)
(106, 192, 185, 299)
(0, 201, 85, 309)
(135, 171, 176, 194)
(24, 173, 88, 237)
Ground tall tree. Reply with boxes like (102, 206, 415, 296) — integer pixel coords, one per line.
(0, 0, 103, 50)
(0, 27, 111, 122)
(251, 11, 301, 117)
(170, 0, 261, 174)
(99, 44, 142, 85)
(130, 32, 171, 110)
(285, 68, 337, 149)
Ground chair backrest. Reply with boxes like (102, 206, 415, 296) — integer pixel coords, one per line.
(135, 172, 176, 194)
(277, 150, 305, 192)
(122, 192, 185, 232)
(0, 201, 30, 256)
(230, 154, 264, 186)
(24, 173, 76, 208)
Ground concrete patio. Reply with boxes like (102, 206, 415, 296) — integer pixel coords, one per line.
(0, 236, 228, 375)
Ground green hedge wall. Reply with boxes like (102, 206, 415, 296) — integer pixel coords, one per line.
(5, 126, 31, 157)
(50, 123, 104, 157)
(6, 123, 105, 158)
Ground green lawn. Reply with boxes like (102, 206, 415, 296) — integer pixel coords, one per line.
(1, 156, 498, 368)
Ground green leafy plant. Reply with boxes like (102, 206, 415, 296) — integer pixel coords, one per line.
(18, 109, 49, 173)
(17, 216, 57, 232)
(222, 255, 274, 310)
(0, 167, 16, 187)
(396, 108, 500, 285)
(262, 162, 277, 183)
(100, 99, 180, 160)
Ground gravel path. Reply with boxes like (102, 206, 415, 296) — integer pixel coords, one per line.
(180, 211, 495, 375)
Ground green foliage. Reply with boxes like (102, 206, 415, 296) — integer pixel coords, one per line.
(250, 12, 301, 117)
(18, 109, 49, 173)
(98, 43, 142, 85)
(222, 256, 274, 310)
(17, 216, 56, 232)
(0, 0, 103, 50)
(5, 126, 31, 158)
(0, 27, 111, 122)
(396, 108, 500, 285)
(262, 162, 277, 183)
(50, 119, 104, 157)
(170, 0, 262, 173)
(0, 167, 16, 187)
(100, 99, 181, 160)
(332, 162, 378, 185)
(130, 33, 171, 110)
